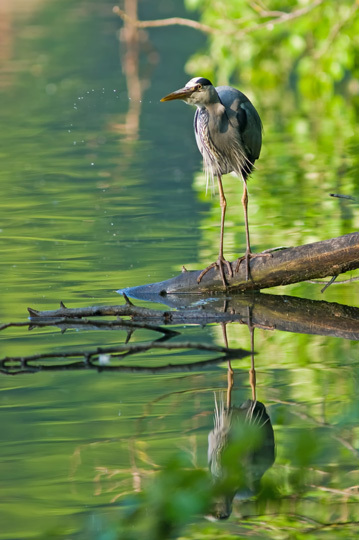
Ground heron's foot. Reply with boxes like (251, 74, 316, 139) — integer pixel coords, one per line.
(197, 256, 233, 288)
(235, 250, 272, 281)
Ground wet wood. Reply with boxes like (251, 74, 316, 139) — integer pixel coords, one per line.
(28, 292, 359, 341)
(127, 232, 359, 293)
(27, 303, 162, 320)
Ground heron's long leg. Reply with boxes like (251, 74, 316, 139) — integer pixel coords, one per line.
(217, 175, 227, 260)
(220, 322, 234, 409)
(236, 179, 271, 280)
(242, 180, 251, 256)
(197, 175, 233, 288)
(216, 176, 233, 282)
(242, 179, 251, 280)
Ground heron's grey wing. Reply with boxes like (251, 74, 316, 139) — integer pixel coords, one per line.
(238, 101, 262, 161)
(216, 86, 262, 163)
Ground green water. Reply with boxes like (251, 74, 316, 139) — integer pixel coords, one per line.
(1, 1, 359, 539)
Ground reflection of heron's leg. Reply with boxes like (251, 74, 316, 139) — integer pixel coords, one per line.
(247, 306, 256, 401)
(227, 366, 234, 410)
(227, 360, 234, 410)
(250, 359, 256, 401)
(221, 322, 233, 409)
(221, 322, 229, 349)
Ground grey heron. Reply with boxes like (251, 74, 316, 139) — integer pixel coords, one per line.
(161, 77, 263, 287)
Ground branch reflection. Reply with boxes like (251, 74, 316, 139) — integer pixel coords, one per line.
(114, 0, 157, 140)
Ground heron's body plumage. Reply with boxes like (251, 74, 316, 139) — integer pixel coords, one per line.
(194, 86, 262, 191)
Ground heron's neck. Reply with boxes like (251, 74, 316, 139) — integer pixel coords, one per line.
(202, 102, 227, 132)
(205, 101, 225, 113)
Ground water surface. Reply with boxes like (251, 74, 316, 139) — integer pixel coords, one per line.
(1, 1, 359, 539)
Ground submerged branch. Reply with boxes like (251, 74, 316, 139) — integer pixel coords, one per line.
(27, 303, 166, 320)
(2, 341, 247, 360)
(0, 356, 234, 375)
(0, 341, 249, 375)
(27, 292, 359, 341)
(1, 317, 178, 337)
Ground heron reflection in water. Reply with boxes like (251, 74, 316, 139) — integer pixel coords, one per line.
(207, 324, 275, 520)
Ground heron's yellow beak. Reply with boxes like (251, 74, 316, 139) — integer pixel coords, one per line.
(160, 86, 196, 102)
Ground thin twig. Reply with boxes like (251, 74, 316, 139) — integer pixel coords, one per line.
(113, 6, 215, 34)
(122, 292, 134, 306)
(252, 0, 324, 24)
(0, 321, 32, 331)
(307, 275, 359, 286)
(321, 275, 338, 293)
(232, 0, 323, 37)
(330, 193, 356, 201)
(113, 0, 324, 37)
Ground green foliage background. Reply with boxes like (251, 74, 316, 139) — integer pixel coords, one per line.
(1, 1, 359, 540)
(183, 0, 359, 283)
(185, 0, 359, 97)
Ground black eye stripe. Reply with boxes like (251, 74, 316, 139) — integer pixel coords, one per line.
(195, 77, 212, 86)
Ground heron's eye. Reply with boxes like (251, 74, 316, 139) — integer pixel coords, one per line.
(197, 84, 202, 90)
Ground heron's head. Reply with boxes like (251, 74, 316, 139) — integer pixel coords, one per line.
(161, 77, 218, 106)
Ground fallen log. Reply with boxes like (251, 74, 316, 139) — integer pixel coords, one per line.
(123, 232, 359, 293)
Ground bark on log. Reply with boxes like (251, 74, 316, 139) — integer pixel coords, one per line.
(126, 232, 359, 293)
